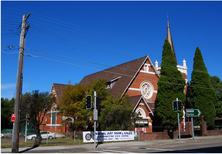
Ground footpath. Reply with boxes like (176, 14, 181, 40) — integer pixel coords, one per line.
(1, 136, 222, 153)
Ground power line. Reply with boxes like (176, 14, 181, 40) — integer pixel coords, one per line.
(2, 44, 222, 89)
(3, 48, 218, 91)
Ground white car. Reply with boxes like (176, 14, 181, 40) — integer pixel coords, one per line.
(26, 131, 56, 140)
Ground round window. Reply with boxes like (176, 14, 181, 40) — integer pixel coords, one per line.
(140, 82, 153, 99)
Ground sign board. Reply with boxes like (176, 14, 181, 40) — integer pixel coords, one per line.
(186, 109, 201, 117)
(11, 114, 15, 122)
(135, 119, 148, 127)
(83, 131, 134, 143)
(93, 109, 98, 121)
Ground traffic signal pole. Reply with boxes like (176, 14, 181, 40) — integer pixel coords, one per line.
(94, 91, 96, 149)
(177, 98, 181, 142)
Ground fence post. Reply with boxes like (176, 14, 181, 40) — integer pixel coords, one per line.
(74, 130, 75, 145)
(138, 130, 140, 141)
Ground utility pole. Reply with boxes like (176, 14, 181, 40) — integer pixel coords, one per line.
(12, 13, 30, 153)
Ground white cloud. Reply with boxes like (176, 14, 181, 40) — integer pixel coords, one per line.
(1, 83, 16, 89)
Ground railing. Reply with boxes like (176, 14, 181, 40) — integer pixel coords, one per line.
(1, 131, 84, 149)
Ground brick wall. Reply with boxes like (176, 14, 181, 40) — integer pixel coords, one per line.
(139, 131, 190, 140)
(207, 130, 222, 136)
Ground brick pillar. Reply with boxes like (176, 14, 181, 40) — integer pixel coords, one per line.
(186, 122, 193, 136)
(200, 122, 207, 136)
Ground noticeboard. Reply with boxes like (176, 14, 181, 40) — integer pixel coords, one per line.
(135, 119, 148, 127)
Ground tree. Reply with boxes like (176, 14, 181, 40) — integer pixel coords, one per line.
(1, 98, 14, 130)
(211, 76, 222, 118)
(20, 90, 55, 146)
(189, 47, 217, 128)
(58, 78, 134, 131)
(58, 83, 88, 131)
(100, 94, 134, 131)
(156, 39, 186, 131)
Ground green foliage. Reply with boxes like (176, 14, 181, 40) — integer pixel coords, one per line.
(1, 98, 14, 130)
(59, 79, 134, 131)
(58, 83, 88, 130)
(211, 76, 222, 118)
(20, 90, 55, 145)
(156, 39, 186, 131)
(189, 47, 217, 127)
(100, 94, 134, 131)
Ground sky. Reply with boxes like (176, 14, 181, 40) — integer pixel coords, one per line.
(1, 1, 222, 99)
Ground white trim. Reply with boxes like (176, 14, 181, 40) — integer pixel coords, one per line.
(129, 88, 157, 93)
(140, 81, 154, 100)
(129, 88, 141, 91)
(132, 96, 154, 116)
(47, 111, 60, 114)
(109, 76, 121, 82)
(142, 96, 154, 116)
(121, 55, 160, 98)
(46, 124, 62, 126)
(121, 56, 148, 98)
(135, 107, 146, 118)
(140, 70, 156, 75)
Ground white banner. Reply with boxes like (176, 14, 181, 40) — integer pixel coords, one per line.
(83, 131, 134, 143)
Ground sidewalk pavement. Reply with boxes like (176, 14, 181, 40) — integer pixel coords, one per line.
(1, 135, 222, 153)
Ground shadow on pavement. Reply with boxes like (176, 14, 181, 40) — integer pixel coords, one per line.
(155, 146, 222, 153)
(19, 145, 39, 153)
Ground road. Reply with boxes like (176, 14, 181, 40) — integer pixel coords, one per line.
(1, 136, 222, 153)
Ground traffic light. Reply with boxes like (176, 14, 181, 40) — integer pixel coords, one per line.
(172, 100, 183, 112)
(98, 109, 101, 117)
(178, 101, 182, 111)
(173, 101, 178, 111)
(86, 95, 92, 109)
(96, 96, 102, 109)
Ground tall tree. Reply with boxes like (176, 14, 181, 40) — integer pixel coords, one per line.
(156, 39, 186, 131)
(211, 76, 222, 118)
(189, 47, 216, 128)
(20, 90, 55, 146)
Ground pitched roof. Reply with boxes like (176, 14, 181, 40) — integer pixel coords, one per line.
(50, 83, 67, 103)
(80, 56, 160, 99)
(79, 56, 149, 99)
(131, 95, 154, 116)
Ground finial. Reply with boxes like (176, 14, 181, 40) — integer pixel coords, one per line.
(155, 60, 158, 68)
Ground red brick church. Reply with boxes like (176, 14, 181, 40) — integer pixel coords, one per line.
(41, 18, 188, 135)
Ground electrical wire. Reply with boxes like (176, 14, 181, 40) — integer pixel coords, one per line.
(2, 48, 220, 91)
(2, 44, 222, 89)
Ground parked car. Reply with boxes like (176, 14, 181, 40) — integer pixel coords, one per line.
(1, 133, 12, 138)
(26, 131, 56, 140)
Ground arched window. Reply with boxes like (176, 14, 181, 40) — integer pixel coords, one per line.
(51, 103, 57, 125)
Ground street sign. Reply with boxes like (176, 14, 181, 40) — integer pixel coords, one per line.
(11, 114, 16, 122)
(186, 109, 201, 117)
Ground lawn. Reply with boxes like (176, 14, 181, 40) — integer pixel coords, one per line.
(1, 137, 84, 149)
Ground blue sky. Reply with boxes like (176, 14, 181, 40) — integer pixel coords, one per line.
(1, 1, 222, 99)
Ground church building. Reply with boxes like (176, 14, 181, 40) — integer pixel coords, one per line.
(79, 18, 188, 133)
(43, 18, 188, 135)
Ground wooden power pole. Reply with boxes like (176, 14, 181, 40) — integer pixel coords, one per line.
(12, 13, 30, 153)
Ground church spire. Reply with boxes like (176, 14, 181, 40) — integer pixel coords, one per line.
(166, 17, 177, 62)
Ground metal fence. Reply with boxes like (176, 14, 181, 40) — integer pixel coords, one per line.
(1, 131, 84, 149)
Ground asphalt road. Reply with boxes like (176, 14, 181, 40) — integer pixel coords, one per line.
(1, 135, 222, 153)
